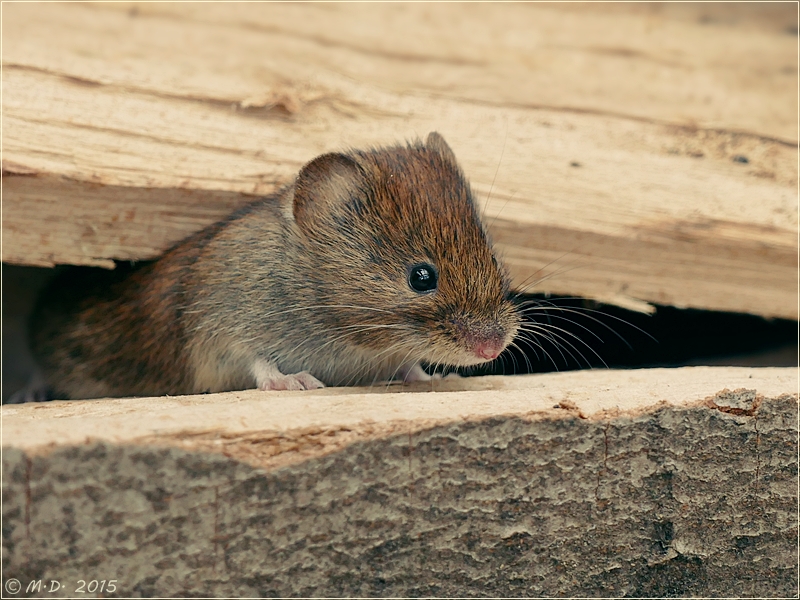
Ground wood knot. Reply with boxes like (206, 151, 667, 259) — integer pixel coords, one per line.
(705, 388, 762, 417)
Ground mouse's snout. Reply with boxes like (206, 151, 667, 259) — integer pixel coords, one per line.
(449, 315, 516, 365)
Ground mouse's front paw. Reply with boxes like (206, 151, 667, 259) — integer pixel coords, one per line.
(398, 362, 431, 383)
(7, 370, 52, 403)
(252, 359, 324, 391)
(258, 371, 325, 391)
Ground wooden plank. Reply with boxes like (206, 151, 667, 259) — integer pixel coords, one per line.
(2, 175, 253, 268)
(2, 3, 797, 318)
(3, 367, 798, 595)
(5, 3, 797, 141)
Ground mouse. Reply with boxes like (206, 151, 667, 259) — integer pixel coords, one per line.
(27, 132, 521, 399)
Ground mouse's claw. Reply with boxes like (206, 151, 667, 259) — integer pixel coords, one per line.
(258, 371, 325, 391)
(6, 370, 52, 403)
(253, 359, 324, 391)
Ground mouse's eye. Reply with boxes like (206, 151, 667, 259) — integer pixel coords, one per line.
(408, 263, 438, 293)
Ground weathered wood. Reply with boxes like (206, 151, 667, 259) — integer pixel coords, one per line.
(2, 3, 797, 318)
(2, 367, 797, 596)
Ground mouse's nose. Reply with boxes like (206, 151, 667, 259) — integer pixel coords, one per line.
(451, 317, 508, 362)
(474, 339, 505, 361)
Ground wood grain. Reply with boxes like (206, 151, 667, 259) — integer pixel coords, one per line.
(2, 3, 797, 318)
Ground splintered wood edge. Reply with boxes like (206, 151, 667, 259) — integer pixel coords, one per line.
(3, 367, 797, 471)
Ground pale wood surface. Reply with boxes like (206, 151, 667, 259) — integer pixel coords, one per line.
(2, 3, 798, 318)
(3, 367, 798, 596)
(3, 367, 795, 468)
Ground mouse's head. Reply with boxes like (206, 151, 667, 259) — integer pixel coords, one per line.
(291, 132, 520, 368)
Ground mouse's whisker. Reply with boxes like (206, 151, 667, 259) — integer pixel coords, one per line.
(249, 325, 405, 384)
(315, 334, 420, 388)
(286, 324, 412, 365)
(348, 340, 420, 390)
(181, 304, 399, 330)
(259, 304, 399, 320)
(481, 126, 508, 220)
(520, 324, 571, 367)
(518, 302, 652, 347)
(518, 309, 606, 345)
(516, 340, 534, 373)
(384, 346, 421, 390)
(430, 358, 443, 380)
(512, 333, 542, 362)
(506, 342, 523, 374)
(519, 322, 604, 369)
(508, 251, 587, 300)
(515, 329, 559, 370)
(486, 191, 517, 234)
(511, 263, 590, 299)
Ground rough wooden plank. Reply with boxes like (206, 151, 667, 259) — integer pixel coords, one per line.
(2, 3, 797, 319)
(2, 175, 253, 268)
(2, 367, 797, 596)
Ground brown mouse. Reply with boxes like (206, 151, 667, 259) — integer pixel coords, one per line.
(29, 133, 521, 399)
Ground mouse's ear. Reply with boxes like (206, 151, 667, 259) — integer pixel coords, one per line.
(426, 131, 459, 167)
(292, 152, 365, 231)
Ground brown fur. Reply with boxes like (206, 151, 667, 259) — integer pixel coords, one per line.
(30, 133, 520, 399)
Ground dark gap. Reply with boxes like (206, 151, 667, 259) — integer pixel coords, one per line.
(468, 294, 798, 376)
